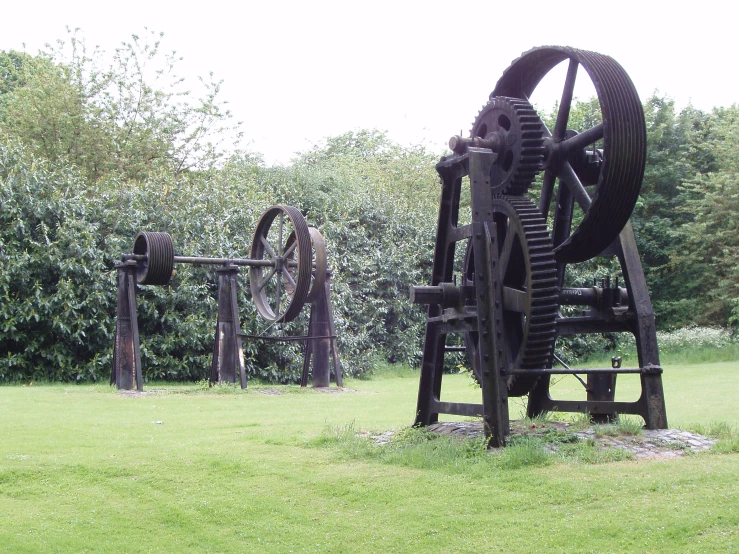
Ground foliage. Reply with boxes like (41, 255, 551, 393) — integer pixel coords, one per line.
(0, 143, 112, 382)
(0, 28, 237, 184)
(670, 105, 739, 327)
(2, 26, 739, 383)
(281, 130, 442, 370)
(656, 325, 736, 352)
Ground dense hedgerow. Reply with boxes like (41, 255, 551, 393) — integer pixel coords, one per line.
(3, 31, 738, 384)
(0, 134, 443, 383)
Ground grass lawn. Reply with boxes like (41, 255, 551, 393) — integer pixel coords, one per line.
(1, 361, 738, 553)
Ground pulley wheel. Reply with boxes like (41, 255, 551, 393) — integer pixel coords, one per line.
(284, 227, 328, 303)
(132, 231, 174, 285)
(463, 196, 558, 396)
(492, 46, 647, 263)
(249, 205, 312, 323)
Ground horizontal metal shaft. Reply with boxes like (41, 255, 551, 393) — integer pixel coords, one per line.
(123, 253, 295, 268)
(172, 256, 273, 267)
(504, 366, 662, 375)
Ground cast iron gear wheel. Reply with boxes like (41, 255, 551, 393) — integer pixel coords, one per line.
(470, 96, 545, 196)
(463, 196, 558, 397)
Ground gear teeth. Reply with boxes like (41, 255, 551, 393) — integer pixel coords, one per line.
(470, 97, 546, 196)
(499, 196, 558, 393)
(463, 196, 559, 397)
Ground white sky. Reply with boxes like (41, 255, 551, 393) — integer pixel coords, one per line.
(2, 0, 737, 164)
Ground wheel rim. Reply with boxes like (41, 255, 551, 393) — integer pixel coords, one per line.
(491, 46, 646, 263)
(249, 206, 312, 323)
(132, 231, 174, 286)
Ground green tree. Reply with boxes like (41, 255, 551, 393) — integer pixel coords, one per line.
(0, 28, 238, 184)
(670, 105, 739, 328)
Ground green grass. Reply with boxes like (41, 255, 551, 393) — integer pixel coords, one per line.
(1, 361, 738, 552)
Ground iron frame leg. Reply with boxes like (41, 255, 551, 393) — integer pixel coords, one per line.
(112, 261, 143, 391)
(211, 264, 246, 388)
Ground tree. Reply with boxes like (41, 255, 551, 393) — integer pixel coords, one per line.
(0, 28, 239, 184)
(670, 105, 739, 328)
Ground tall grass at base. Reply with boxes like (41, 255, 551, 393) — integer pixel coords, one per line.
(310, 422, 646, 473)
(685, 422, 739, 454)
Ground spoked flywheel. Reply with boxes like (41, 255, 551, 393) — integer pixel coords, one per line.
(463, 196, 558, 396)
(491, 46, 647, 263)
(249, 205, 313, 323)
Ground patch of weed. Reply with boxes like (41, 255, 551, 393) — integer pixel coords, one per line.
(593, 424, 620, 437)
(687, 421, 739, 454)
(615, 415, 644, 436)
(555, 442, 635, 464)
(498, 436, 553, 469)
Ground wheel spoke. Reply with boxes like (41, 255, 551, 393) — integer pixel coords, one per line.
(559, 123, 604, 156)
(281, 267, 296, 290)
(502, 286, 528, 313)
(273, 266, 282, 313)
(260, 236, 277, 258)
(258, 266, 277, 291)
(283, 240, 297, 259)
(558, 160, 592, 211)
(539, 169, 557, 218)
(553, 58, 578, 141)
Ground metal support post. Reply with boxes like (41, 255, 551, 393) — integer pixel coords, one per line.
(211, 265, 247, 388)
(301, 274, 342, 388)
(112, 260, 143, 391)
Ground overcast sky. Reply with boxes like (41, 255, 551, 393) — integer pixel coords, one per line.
(2, 0, 736, 164)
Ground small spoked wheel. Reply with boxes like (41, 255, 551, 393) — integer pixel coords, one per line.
(249, 206, 312, 322)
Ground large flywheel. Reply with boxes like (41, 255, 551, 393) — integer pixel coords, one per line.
(491, 46, 647, 263)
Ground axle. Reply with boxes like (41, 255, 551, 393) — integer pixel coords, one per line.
(122, 253, 274, 267)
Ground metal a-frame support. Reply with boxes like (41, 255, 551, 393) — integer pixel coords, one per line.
(211, 264, 247, 388)
(300, 274, 342, 388)
(526, 221, 668, 428)
(414, 149, 510, 447)
(111, 260, 143, 391)
(413, 148, 668, 447)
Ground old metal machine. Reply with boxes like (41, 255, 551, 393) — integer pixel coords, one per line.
(411, 46, 667, 446)
(111, 205, 341, 391)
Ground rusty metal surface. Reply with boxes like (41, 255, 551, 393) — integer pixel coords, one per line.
(112, 206, 340, 391)
(210, 265, 246, 388)
(112, 261, 143, 391)
(412, 46, 667, 446)
(249, 205, 313, 323)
